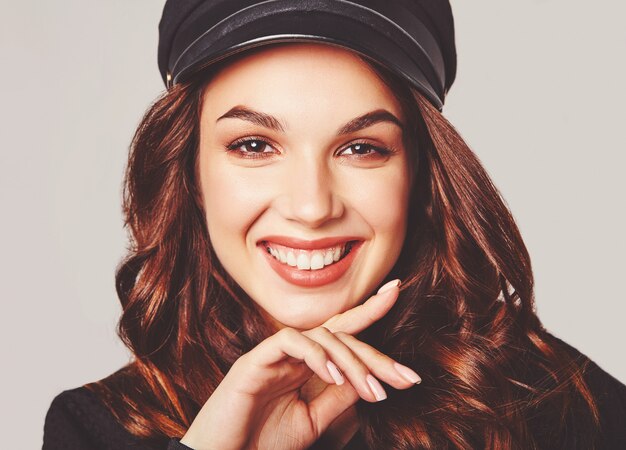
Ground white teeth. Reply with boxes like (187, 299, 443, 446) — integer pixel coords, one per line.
(323, 251, 334, 266)
(310, 252, 325, 270)
(287, 251, 297, 266)
(296, 253, 310, 269)
(265, 242, 353, 270)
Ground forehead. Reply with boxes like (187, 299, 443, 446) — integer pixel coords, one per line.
(200, 42, 405, 122)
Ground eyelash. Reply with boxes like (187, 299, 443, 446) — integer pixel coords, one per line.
(225, 137, 396, 160)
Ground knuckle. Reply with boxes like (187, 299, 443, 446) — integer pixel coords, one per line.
(317, 325, 333, 335)
(338, 345, 365, 369)
(232, 352, 253, 371)
(352, 353, 369, 371)
(333, 330, 352, 339)
(322, 315, 339, 328)
(319, 325, 332, 333)
(372, 348, 392, 364)
(276, 326, 298, 340)
(308, 341, 327, 358)
(304, 325, 332, 339)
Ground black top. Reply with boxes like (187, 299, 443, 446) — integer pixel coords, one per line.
(41, 383, 366, 450)
(43, 336, 626, 449)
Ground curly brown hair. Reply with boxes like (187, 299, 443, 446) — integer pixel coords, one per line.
(85, 58, 600, 449)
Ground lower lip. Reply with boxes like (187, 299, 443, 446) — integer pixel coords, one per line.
(259, 241, 364, 287)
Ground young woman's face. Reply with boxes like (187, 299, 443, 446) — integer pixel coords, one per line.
(198, 43, 412, 331)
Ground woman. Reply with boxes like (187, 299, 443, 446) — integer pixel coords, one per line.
(43, 1, 626, 449)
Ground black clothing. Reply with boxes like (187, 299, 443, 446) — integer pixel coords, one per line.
(43, 335, 626, 449)
(42, 386, 365, 450)
(42, 386, 190, 450)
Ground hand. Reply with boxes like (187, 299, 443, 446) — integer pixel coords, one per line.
(180, 279, 421, 450)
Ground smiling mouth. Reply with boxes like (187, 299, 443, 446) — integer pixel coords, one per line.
(261, 240, 356, 271)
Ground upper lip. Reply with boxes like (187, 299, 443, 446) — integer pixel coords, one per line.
(258, 235, 362, 250)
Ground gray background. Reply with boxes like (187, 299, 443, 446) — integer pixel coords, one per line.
(1, 1, 624, 448)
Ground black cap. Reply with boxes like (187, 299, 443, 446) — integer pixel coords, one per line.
(158, 0, 457, 110)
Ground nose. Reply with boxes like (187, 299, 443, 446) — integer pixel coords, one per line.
(278, 152, 345, 228)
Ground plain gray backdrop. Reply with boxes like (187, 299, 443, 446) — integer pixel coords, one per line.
(1, 1, 624, 448)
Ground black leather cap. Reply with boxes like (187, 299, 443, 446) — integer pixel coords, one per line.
(158, 0, 457, 110)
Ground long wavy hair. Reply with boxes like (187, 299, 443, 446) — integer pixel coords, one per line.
(86, 54, 601, 449)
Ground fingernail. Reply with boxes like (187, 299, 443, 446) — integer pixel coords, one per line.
(366, 374, 387, 401)
(393, 362, 422, 384)
(326, 361, 344, 385)
(377, 279, 401, 294)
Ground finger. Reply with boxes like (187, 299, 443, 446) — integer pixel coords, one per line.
(241, 327, 338, 387)
(303, 327, 387, 403)
(307, 380, 360, 437)
(333, 331, 422, 389)
(322, 279, 401, 335)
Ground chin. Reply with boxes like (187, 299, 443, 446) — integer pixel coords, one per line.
(266, 308, 336, 332)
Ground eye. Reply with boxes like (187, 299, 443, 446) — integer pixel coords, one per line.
(226, 137, 277, 159)
(338, 142, 394, 158)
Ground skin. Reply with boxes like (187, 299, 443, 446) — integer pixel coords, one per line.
(180, 283, 421, 450)
(197, 42, 412, 332)
(183, 42, 420, 449)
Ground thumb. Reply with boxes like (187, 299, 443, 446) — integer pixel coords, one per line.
(307, 380, 360, 436)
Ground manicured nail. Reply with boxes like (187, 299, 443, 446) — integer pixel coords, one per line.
(366, 374, 387, 401)
(393, 362, 422, 384)
(326, 361, 344, 385)
(377, 279, 401, 294)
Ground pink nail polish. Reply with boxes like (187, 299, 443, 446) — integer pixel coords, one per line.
(366, 374, 387, 401)
(326, 361, 344, 385)
(393, 362, 422, 384)
(377, 279, 400, 294)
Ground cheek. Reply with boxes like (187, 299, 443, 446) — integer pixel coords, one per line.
(349, 167, 411, 283)
(200, 159, 273, 244)
(343, 166, 410, 235)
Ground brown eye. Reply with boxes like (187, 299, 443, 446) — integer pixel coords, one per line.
(234, 139, 270, 153)
(343, 143, 374, 155)
(226, 138, 276, 159)
(339, 143, 393, 158)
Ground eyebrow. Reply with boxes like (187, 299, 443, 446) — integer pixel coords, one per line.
(216, 105, 405, 135)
